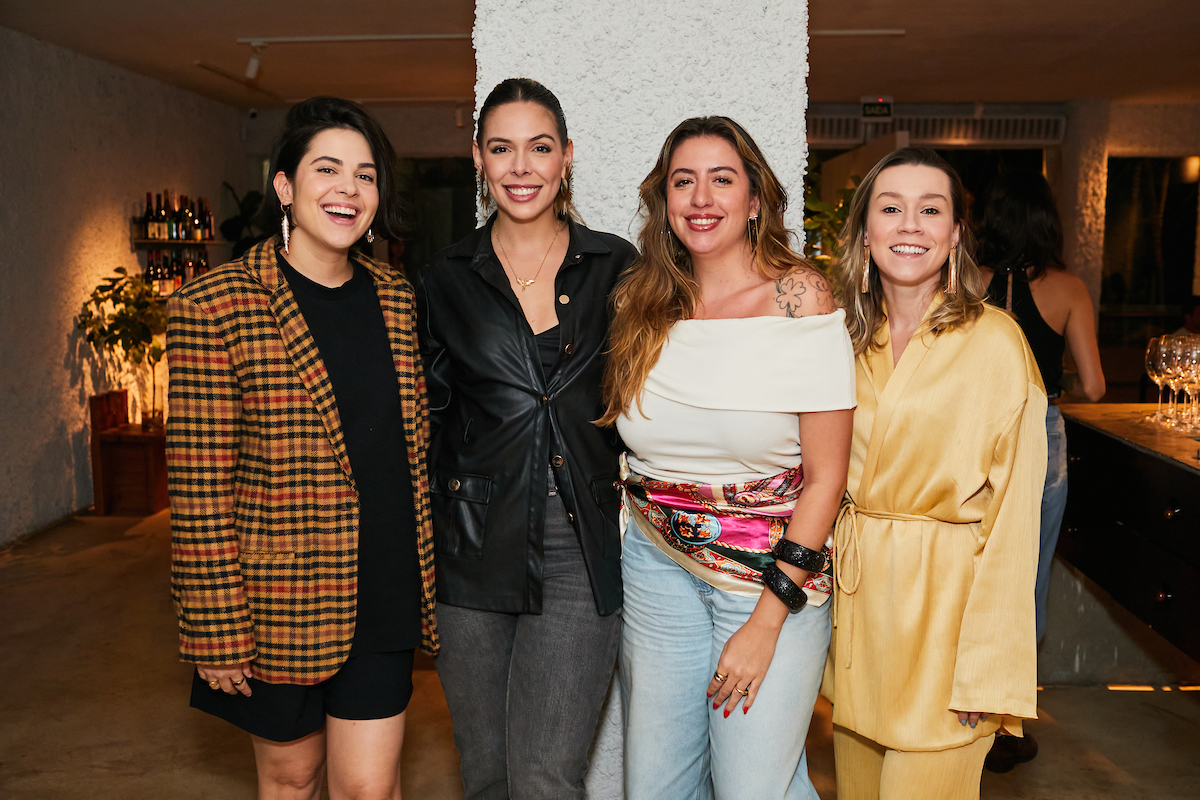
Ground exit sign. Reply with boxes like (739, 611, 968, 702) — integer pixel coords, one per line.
(861, 96, 893, 119)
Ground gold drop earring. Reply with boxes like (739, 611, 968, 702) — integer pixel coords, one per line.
(947, 244, 959, 294)
(861, 243, 871, 293)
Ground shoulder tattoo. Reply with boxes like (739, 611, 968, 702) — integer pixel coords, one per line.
(775, 276, 806, 317)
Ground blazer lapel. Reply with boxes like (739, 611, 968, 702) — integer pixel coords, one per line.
(250, 239, 354, 484)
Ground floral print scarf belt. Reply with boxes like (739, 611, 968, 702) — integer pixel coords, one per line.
(622, 465, 833, 597)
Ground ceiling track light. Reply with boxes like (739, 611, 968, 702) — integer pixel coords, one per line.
(810, 29, 906, 36)
(235, 33, 471, 45)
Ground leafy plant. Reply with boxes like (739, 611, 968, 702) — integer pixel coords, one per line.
(802, 173, 860, 271)
(77, 267, 167, 422)
(220, 181, 266, 258)
(77, 267, 166, 365)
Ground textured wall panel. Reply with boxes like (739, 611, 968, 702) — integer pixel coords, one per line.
(473, 4, 810, 796)
(0, 26, 249, 544)
(473, 0, 810, 243)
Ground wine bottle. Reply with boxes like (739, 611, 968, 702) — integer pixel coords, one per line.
(155, 193, 167, 240)
(142, 193, 155, 239)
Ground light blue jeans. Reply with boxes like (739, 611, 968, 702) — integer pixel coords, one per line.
(1036, 405, 1069, 643)
(619, 523, 830, 800)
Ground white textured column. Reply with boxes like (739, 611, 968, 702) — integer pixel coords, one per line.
(473, 0, 811, 240)
(472, 3, 810, 797)
(1059, 99, 1111, 315)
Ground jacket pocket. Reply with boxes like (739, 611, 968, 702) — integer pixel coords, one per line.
(430, 471, 492, 560)
(590, 473, 622, 558)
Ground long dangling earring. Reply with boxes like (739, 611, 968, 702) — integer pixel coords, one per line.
(747, 214, 760, 248)
(367, 228, 375, 244)
(281, 204, 291, 255)
(861, 244, 871, 293)
(477, 170, 491, 213)
(947, 244, 959, 294)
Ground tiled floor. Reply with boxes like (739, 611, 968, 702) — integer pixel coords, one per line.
(2, 511, 1198, 799)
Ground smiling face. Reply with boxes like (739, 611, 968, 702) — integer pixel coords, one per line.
(665, 135, 760, 264)
(474, 101, 572, 224)
(865, 163, 960, 294)
(273, 127, 378, 256)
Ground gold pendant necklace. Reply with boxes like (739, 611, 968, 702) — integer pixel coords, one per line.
(496, 224, 564, 291)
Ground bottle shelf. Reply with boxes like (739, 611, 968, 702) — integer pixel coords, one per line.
(133, 239, 219, 248)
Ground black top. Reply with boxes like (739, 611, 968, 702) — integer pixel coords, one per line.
(535, 324, 561, 379)
(985, 268, 1065, 398)
(280, 256, 420, 653)
(417, 217, 637, 616)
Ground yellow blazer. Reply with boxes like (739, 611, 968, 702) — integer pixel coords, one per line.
(825, 302, 1047, 751)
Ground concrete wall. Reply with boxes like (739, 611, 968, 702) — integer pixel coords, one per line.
(0, 27, 249, 545)
(473, 0, 810, 241)
(1108, 103, 1200, 157)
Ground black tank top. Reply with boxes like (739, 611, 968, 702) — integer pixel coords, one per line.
(985, 268, 1065, 398)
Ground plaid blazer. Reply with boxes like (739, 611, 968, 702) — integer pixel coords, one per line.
(166, 237, 437, 684)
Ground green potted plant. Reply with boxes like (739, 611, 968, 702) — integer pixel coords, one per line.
(802, 171, 860, 272)
(76, 267, 168, 429)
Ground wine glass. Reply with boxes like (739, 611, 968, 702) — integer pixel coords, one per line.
(1145, 336, 1168, 422)
(1181, 337, 1200, 432)
(1163, 336, 1187, 427)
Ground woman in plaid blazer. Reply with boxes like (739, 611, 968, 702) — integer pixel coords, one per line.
(167, 97, 435, 799)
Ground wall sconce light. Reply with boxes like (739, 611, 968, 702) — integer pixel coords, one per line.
(455, 106, 465, 129)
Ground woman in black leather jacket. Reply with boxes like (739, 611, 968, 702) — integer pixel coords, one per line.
(416, 78, 635, 800)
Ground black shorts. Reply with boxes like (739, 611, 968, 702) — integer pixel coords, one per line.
(190, 650, 415, 743)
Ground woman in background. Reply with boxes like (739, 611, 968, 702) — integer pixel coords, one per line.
(827, 147, 1045, 800)
(975, 170, 1105, 772)
(417, 78, 635, 800)
(603, 116, 855, 799)
(169, 96, 435, 800)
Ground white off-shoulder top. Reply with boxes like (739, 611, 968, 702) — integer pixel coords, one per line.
(619, 309, 857, 486)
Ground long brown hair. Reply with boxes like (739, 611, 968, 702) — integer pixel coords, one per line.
(598, 116, 809, 425)
(830, 147, 986, 356)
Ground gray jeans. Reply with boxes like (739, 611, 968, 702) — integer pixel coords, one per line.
(435, 490, 621, 800)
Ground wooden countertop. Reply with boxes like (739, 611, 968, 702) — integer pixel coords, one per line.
(1059, 403, 1200, 476)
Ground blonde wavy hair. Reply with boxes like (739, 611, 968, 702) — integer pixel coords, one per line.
(598, 116, 811, 426)
(831, 147, 986, 356)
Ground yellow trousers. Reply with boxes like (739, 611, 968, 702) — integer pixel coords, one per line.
(833, 725, 994, 800)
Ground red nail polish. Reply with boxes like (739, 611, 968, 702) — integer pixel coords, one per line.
(723, 709, 730, 718)
(743, 706, 748, 714)
(712, 701, 719, 709)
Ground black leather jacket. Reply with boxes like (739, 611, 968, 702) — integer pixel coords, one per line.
(416, 217, 636, 615)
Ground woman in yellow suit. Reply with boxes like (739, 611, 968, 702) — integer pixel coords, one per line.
(827, 147, 1046, 800)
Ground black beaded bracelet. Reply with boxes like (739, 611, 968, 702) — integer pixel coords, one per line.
(772, 540, 829, 573)
(761, 564, 808, 613)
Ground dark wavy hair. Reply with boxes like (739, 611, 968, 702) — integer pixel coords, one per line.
(475, 78, 579, 220)
(975, 171, 1065, 280)
(258, 96, 402, 240)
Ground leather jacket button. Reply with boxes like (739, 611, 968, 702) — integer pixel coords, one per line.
(563, 343, 574, 356)
(448, 478, 461, 491)
(551, 455, 564, 467)
(558, 294, 570, 304)
(567, 511, 576, 523)
(540, 395, 548, 405)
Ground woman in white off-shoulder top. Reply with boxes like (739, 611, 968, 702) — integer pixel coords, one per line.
(598, 117, 856, 800)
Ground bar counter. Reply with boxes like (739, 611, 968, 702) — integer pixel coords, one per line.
(1058, 403, 1200, 662)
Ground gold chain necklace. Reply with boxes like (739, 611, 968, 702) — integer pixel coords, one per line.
(495, 224, 564, 291)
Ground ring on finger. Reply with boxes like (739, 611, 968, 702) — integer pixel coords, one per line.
(232, 678, 246, 686)
(713, 671, 728, 683)
(208, 679, 220, 689)
(737, 686, 750, 696)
